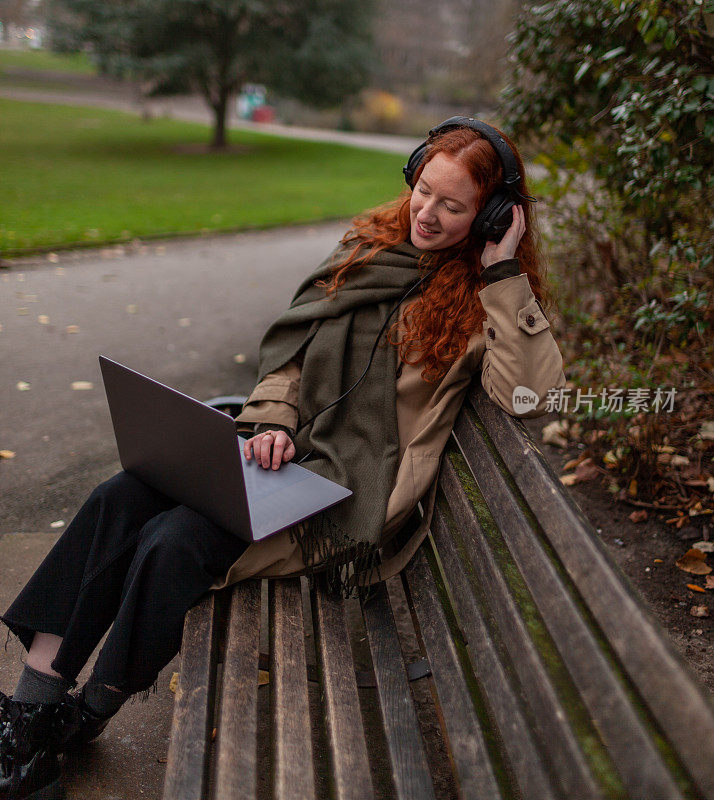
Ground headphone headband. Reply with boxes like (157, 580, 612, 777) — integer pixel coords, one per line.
(402, 116, 521, 189)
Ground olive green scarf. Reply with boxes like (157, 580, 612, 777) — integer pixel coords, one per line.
(255, 240, 427, 596)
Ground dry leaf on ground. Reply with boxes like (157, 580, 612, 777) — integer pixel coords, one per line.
(542, 420, 569, 448)
(705, 575, 714, 590)
(50, 520, 64, 528)
(233, 353, 246, 364)
(71, 381, 93, 391)
(693, 541, 714, 553)
(0, 450, 16, 459)
(676, 548, 712, 575)
(169, 672, 179, 693)
(258, 669, 269, 686)
(699, 421, 714, 441)
(689, 605, 710, 618)
(66, 325, 80, 334)
(560, 457, 599, 486)
(687, 584, 706, 593)
(16, 381, 30, 391)
(629, 509, 648, 523)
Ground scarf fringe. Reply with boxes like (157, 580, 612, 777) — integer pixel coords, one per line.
(289, 515, 382, 598)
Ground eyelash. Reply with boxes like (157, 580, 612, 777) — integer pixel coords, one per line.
(419, 187, 459, 214)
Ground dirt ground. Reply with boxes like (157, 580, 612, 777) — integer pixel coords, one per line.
(524, 416, 714, 693)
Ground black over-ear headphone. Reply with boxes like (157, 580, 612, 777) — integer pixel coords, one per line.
(403, 116, 536, 243)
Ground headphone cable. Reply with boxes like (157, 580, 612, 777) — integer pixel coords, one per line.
(295, 267, 437, 463)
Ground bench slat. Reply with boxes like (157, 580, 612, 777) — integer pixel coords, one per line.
(312, 577, 374, 800)
(453, 413, 684, 800)
(429, 474, 603, 800)
(403, 543, 518, 800)
(214, 580, 261, 800)
(270, 578, 316, 800)
(360, 582, 436, 800)
(163, 593, 219, 800)
(472, 389, 714, 798)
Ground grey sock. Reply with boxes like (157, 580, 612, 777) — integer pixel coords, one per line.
(12, 664, 73, 705)
(82, 678, 130, 718)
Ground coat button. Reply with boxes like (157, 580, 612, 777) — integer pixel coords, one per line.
(487, 327, 496, 340)
(526, 314, 536, 327)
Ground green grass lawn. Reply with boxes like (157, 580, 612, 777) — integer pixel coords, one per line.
(0, 48, 94, 75)
(0, 99, 407, 255)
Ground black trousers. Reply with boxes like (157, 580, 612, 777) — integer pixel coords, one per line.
(1, 472, 248, 694)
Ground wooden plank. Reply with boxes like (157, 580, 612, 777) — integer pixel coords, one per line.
(214, 580, 261, 800)
(403, 544, 524, 800)
(270, 578, 316, 800)
(360, 581, 437, 800)
(428, 484, 602, 800)
(163, 593, 219, 800)
(311, 576, 374, 800)
(471, 387, 714, 798)
(452, 412, 684, 800)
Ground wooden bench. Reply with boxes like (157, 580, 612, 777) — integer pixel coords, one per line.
(162, 385, 714, 800)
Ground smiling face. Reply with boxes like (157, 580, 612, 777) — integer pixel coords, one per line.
(409, 152, 480, 251)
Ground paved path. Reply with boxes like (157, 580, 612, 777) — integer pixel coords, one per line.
(0, 222, 347, 799)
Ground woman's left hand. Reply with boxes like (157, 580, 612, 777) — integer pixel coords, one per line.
(481, 204, 526, 268)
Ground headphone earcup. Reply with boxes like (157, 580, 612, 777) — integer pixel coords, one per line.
(471, 191, 515, 243)
(403, 142, 428, 188)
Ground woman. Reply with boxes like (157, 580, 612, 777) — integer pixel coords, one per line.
(0, 117, 564, 800)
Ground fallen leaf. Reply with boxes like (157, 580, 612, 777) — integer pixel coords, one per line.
(708, 477, 714, 493)
(560, 473, 579, 486)
(50, 520, 65, 529)
(0, 450, 16, 459)
(676, 548, 712, 575)
(629, 509, 648, 523)
(258, 669, 269, 686)
(628, 478, 638, 497)
(689, 605, 710, 618)
(670, 455, 690, 467)
(542, 420, 568, 448)
(687, 584, 706, 593)
(48, 253, 59, 263)
(16, 381, 30, 391)
(178, 318, 191, 327)
(653, 444, 676, 454)
(706, 575, 714, 590)
(693, 541, 714, 553)
(125, 304, 138, 314)
(233, 353, 246, 364)
(65, 325, 80, 334)
(699, 421, 714, 441)
(38, 315, 50, 325)
(654, 558, 663, 563)
(603, 449, 621, 468)
(16, 307, 28, 315)
(560, 457, 599, 486)
(211, 728, 217, 741)
(169, 672, 179, 693)
(71, 381, 93, 391)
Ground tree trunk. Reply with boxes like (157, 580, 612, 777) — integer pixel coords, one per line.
(211, 90, 229, 150)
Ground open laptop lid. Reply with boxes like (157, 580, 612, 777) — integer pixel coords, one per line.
(99, 356, 352, 542)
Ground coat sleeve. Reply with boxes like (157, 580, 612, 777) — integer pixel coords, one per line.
(234, 359, 302, 433)
(478, 272, 566, 418)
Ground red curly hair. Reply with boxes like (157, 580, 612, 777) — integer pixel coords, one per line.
(319, 125, 548, 382)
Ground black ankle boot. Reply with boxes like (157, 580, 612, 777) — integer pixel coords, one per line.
(60, 690, 112, 748)
(0, 691, 65, 800)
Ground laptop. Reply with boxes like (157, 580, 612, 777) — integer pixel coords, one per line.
(99, 356, 352, 543)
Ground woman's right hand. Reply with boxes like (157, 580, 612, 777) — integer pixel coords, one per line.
(243, 430, 296, 470)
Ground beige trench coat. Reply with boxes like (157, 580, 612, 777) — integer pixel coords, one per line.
(212, 271, 566, 590)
